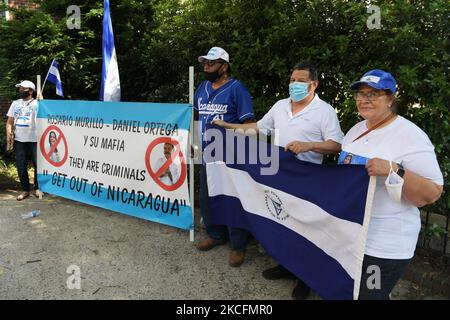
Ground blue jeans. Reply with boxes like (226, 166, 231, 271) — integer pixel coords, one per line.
(14, 141, 38, 192)
(200, 164, 248, 251)
(358, 254, 411, 300)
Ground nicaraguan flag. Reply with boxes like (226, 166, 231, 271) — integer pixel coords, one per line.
(205, 127, 375, 300)
(47, 59, 64, 97)
(100, 0, 121, 101)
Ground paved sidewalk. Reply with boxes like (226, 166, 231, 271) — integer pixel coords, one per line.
(0, 189, 447, 300)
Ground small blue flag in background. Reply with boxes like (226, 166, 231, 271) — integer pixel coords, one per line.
(46, 58, 64, 97)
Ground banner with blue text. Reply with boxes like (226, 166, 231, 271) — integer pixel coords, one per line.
(37, 100, 193, 230)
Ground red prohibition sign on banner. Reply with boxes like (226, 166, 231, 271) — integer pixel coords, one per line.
(39, 125, 68, 167)
(145, 137, 187, 192)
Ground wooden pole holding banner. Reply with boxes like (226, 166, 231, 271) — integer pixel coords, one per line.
(36, 75, 44, 200)
(189, 66, 195, 242)
(36, 75, 41, 99)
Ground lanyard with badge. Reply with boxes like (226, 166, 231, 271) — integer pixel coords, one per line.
(352, 113, 404, 203)
(351, 113, 396, 143)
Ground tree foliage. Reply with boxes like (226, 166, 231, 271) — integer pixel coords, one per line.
(0, 0, 448, 212)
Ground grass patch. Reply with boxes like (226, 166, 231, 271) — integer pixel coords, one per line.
(0, 158, 20, 189)
(0, 154, 38, 190)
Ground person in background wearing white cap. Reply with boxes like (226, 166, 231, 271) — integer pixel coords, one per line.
(212, 62, 344, 299)
(6, 80, 39, 201)
(194, 46, 255, 268)
(339, 69, 443, 299)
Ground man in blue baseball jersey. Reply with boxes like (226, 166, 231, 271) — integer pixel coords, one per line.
(194, 46, 254, 267)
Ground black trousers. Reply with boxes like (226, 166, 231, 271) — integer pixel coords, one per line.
(358, 254, 411, 300)
(14, 141, 38, 192)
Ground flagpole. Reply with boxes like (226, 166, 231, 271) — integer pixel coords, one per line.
(40, 59, 54, 96)
(36, 75, 41, 99)
(189, 66, 195, 242)
(36, 74, 43, 198)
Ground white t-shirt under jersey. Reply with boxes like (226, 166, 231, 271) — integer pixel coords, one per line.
(7, 98, 38, 142)
(341, 116, 443, 259)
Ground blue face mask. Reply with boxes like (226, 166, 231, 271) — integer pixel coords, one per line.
(289, 82, 309, 102)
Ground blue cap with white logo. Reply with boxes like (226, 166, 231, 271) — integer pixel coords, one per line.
(350, 69, 396, 94)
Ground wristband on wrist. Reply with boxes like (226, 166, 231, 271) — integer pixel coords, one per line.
(396, 163, 405, 178)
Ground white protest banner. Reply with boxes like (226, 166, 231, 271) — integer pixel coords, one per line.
(37, 100, 193, 230)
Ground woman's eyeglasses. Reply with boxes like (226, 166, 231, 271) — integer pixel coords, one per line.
(353, 91, 386, 101)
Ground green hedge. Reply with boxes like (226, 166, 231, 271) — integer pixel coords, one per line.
(0, 0, 448, 212)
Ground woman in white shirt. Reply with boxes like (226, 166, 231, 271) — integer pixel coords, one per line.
(339, 69, 443, 299)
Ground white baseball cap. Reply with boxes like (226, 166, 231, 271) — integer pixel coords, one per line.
(15, 80, 36, 91)
(198, 47, 229, 63)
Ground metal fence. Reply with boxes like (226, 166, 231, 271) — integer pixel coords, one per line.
(418, 207, 449, 261)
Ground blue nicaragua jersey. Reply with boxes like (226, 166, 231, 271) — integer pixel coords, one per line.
(194, 78, 254, 142)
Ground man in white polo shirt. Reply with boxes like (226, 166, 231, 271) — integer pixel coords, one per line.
(6, 80, 39, 201)
(212, 62, 344, 299)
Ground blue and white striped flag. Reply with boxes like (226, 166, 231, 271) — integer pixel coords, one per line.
(47, 58, 64, 97)
(100, 0, 121, 101)
(205, 127, 375, 300)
